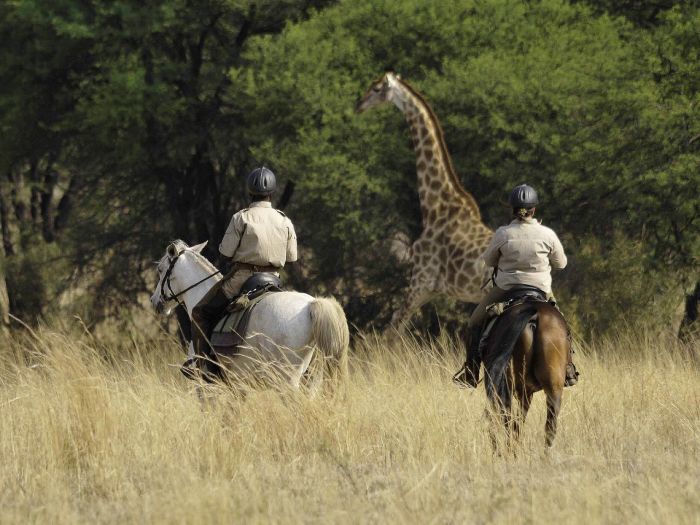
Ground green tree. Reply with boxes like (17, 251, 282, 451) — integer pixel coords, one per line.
(249, 0, 699, 333)
(0, 0, 336, 321)
(572, 0, 691, 27)
(1, 0, 697, 338)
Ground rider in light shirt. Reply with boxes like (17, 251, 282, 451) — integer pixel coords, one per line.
(191, 167, 297, 365)
(454, 184, 578, 388)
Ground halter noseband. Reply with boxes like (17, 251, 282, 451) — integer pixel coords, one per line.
(158, 250, 221, 307)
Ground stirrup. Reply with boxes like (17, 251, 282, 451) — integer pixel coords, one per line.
(180, 358, 197, 381)
(565, 363, 579, 387)
(452, 365, 478, 389)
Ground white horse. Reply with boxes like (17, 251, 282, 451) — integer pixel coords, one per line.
(150, 240, 349, 390)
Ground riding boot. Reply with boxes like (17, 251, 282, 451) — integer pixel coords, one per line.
(190, 319, 218, 383)
(191, 285, 230, 382)
(565, 346, 579, 387)
(453, 327, 482, 388)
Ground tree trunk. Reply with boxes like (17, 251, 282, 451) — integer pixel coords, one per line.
(0, 274, 9, 329)
(679, 281, 699, 342)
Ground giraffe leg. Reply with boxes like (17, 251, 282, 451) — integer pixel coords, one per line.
(390, 284, 434, 332)
(390, 240, 438, 331)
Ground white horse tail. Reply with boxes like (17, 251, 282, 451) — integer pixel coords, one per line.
(308, 296, 349, 384)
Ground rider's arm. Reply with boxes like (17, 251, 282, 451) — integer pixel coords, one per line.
(219, 213, 244, 258)
(549, 232, 567, 269)
(216, 254, 234, 274)
(481, 228, 504, 268)
(285, 220, 298, 263)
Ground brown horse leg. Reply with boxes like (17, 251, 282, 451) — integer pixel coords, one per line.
(487, 406, 512, 456)
(512, 323, 534, 445)
(486, 371, 515, 455)
(513, 389, 533, 443)
(544, 386, 563, 447)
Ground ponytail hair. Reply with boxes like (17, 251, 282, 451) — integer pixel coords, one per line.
(513, 207, 534, 220)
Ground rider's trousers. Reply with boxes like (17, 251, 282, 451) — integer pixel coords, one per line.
(468, 286, 509, 332)
(191, 268, 248, 358)
(191, 280, 229, 359)
(463, 287, 510, 382)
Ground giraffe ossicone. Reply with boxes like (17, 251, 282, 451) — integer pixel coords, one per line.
(357, 72, 493, 328)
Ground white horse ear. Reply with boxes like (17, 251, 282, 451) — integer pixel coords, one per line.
(191, 241, 208, 254)
(167, 243, 178, 257)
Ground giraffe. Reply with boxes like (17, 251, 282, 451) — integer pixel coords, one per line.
(356, 71, 493, 327)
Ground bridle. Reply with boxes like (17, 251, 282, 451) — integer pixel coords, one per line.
(158, 250, 221, 308)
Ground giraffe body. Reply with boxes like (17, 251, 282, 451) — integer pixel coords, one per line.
(357, 72, 493, 326)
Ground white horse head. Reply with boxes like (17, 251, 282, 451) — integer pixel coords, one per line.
(150, 239, 217, 315)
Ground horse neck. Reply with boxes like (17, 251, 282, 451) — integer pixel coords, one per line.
(173, 253, 222, 316)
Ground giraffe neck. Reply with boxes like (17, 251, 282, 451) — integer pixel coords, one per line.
(392, 80, 481, 222)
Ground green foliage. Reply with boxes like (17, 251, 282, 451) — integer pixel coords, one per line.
(0, 0, 697, 336)
(247, 0, 699, 332)
(572, 0, 691, 27)
(4, 240, 71, 321)
(558, 232, 684, 337)
(0, 0, 338, 320)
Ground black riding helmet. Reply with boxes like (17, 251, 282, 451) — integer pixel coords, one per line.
(509, 184, 539, 208)
(247, 167, 277, 196)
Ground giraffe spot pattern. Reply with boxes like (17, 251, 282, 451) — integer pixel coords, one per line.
(384, 78, 498, 316)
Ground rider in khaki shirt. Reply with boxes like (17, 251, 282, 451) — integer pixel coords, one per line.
(454, 184, 578, 388)
(218, 199, 297, 298)
(482, 217, 567, 293)
(191, 167, 297, 366)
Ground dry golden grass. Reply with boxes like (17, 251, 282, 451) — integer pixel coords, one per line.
(0, 322, 698, 524)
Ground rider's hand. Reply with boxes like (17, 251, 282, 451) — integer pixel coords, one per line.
(217, 254, 233, 274)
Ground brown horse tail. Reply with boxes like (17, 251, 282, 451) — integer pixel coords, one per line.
(484, 305, 538, 412)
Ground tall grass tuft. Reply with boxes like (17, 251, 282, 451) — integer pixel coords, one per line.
(0, 322, 698, 524)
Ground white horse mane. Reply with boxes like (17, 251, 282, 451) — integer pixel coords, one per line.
(170, 239, 219, 274)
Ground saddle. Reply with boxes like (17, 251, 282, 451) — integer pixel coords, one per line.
(239, 272, 282, 295)
(210, 273, 283, 352)
(478, 286, 551, 354)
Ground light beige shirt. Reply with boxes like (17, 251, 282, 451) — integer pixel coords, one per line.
(481, 217, 567, 293)
(219, 201, 297, 267)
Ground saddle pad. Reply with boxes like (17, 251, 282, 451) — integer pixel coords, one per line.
(479, 296, 550, 354)
(210, 291, 273, 349)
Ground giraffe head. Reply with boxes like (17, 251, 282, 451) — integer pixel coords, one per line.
(355, 71, 403, 113)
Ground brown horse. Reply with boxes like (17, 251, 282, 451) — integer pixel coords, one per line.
(481, 300, 570, 449)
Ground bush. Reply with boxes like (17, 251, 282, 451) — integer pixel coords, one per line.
(557, 232, 685, 339)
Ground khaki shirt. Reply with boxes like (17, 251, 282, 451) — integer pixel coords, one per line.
(218, 201, 297, 267)
(481, 217, 567, 293)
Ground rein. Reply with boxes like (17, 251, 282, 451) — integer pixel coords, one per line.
(159, 252, 221, 306)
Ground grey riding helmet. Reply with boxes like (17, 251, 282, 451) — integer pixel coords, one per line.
(509, 184, 539, 208)
(246, 167, 277, 196)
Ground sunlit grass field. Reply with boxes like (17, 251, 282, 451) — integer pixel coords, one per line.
(0, 321, 698, 524)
